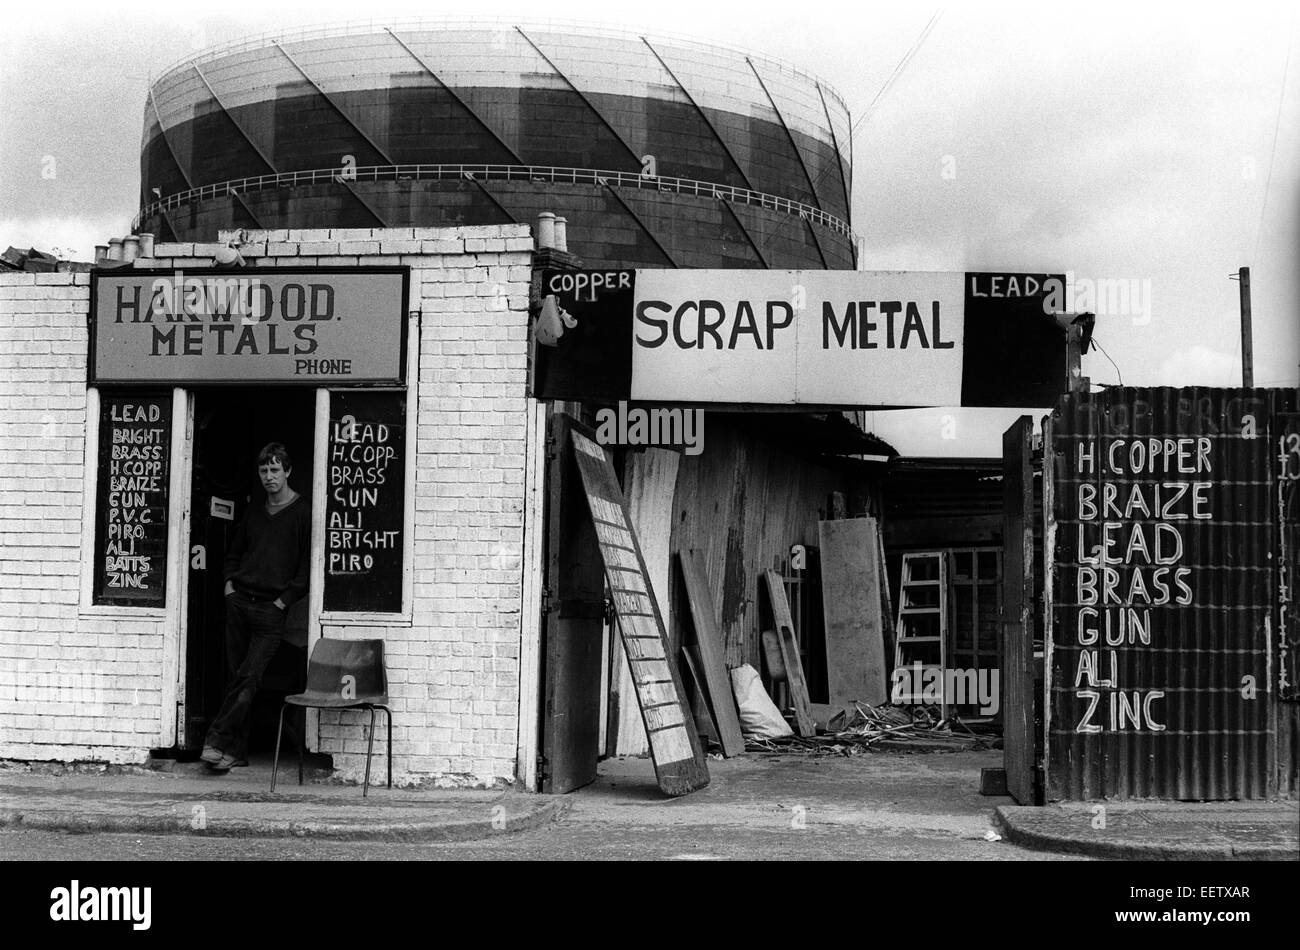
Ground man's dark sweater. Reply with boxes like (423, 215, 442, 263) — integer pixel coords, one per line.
(223, 495, 310, 607)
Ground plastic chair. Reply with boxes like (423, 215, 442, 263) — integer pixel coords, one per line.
(272, 638, 392, 796)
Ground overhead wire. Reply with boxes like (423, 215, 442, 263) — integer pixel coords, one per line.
(756, 10, 943, 258)
(856, 9, 944, 134)
(1252, 5, 1296, 265)
(1090, 337, 1124, 388)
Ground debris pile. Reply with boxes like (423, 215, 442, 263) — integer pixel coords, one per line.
(742, 702, 1000, 755)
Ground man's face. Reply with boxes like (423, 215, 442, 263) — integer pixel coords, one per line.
(258, 458, 289, 495)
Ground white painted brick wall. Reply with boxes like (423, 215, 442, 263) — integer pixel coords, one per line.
(0, 272, 163, 765)
(0, 228, 533, 783)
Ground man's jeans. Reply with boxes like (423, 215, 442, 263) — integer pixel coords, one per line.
(204, 592, 285, 759)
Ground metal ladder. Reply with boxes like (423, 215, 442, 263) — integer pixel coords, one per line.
(892, 551, 949, 718)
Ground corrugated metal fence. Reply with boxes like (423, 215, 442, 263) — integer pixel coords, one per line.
(1045, 387, 1298, 800)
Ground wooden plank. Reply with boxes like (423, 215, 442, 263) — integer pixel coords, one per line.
(612, 448, 678, 755)
(680, 646, 720, 744)
(1002, 416, 1035, 805)
(678, 549, 746, 757)
(876, 526, 895, 675)
(570, 430, 709, 796)
(818, 517, 888, 706)
(1040, 412, 1055, 802)
(762, 569, 815, 737)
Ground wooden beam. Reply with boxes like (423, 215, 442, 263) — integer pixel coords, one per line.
(679, 549, 746, 757)
(877, 526, 896, 675)
(1002, 416, 1036, 804)
(762, 569, 815, 737)
(884, 514, 1002, 547)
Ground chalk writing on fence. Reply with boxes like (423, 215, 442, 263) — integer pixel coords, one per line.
(1070, 437, 1214, 732)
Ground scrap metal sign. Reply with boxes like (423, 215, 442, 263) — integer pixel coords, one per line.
(532, 269, 1066, 408)
(90, 267, 408, 385)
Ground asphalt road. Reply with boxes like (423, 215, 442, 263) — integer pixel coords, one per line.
(1, 751, 1092, 860)
(0, 821, 1085, 860)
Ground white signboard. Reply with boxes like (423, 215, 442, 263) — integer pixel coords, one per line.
(628, 270, 965, 405)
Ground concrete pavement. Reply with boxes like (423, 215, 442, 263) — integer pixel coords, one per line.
(996, 801, 1299, 860)
(0, 759, 567, 842)
(1, 750, 1295, 859)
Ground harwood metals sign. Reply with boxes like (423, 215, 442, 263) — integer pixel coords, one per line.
(89, 267, 408, 385)
(532, 269, 1068, 408)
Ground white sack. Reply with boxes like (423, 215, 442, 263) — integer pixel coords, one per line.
(730, 664, 794, 739)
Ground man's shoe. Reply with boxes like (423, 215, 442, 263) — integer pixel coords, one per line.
(208, 752, 240, 772)
(200, 745, 223, 765)
(230, 758, 250, 768)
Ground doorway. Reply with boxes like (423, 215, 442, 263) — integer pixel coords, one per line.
(183, 387, 316, 752)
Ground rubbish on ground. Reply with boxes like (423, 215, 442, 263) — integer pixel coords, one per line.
(743, 700, 1000, 755)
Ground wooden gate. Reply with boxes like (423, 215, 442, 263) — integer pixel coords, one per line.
(539, 413, 606, 793)
(1001, 416, 1037, 804)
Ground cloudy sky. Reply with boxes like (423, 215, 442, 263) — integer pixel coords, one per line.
(2, 0, 1296, 454)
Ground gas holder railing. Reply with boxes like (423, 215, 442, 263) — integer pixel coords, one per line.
(133, 163, 855, 240)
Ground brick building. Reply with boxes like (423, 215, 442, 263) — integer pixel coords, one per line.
(0, 226, 542, 787)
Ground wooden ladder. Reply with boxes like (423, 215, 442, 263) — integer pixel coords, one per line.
(892, 551, 949, 718)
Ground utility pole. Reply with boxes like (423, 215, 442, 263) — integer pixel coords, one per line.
(1237, 266, 1253, 387)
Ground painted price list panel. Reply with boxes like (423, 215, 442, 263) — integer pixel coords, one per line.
(1047, 388, 1276, 800)
(323, 390, 405, 613)
(93, 393, 171, 606)
(569, 430, 709, 795)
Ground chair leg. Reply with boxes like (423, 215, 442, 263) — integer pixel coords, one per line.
(271, 704, 288, 793)
(383, 706, 392, 789)
(363, 706, 376, 797)
(297, 712, 305, 786)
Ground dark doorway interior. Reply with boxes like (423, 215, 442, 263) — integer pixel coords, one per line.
(183, 387, 315, 753)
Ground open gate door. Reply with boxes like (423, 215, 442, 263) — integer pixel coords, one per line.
(1001, 416, 1037, 803)
(539, 412, 606, 793)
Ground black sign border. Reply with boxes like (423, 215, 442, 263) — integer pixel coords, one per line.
(322, 389, 408, 615)
(88, 265, 410, 388)
(92, 389, 172, 608)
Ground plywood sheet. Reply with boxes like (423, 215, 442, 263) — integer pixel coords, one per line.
(612, 448, 679, 756)
(818, 517, 888, 706)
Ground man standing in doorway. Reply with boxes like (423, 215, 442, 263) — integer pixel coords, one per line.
(202, 442, 310, 772)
